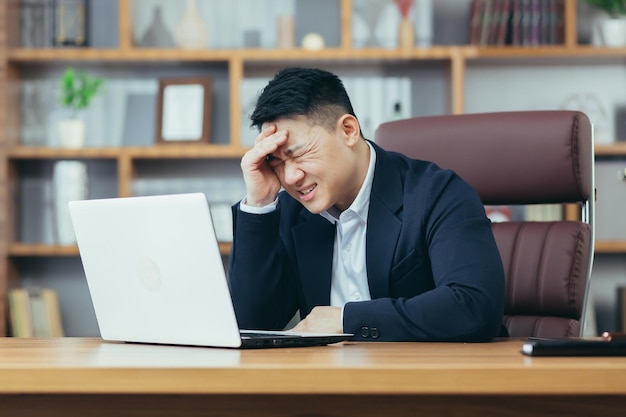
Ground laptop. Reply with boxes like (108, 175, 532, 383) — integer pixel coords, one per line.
(68, 192, 352, 349)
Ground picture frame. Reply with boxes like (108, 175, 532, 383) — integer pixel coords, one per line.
(155, 77, 212, 145)
(52, 0, 88, 47)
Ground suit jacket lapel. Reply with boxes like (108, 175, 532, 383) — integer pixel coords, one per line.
(366, 142, 403, 299)
(292, 212, 335, 313)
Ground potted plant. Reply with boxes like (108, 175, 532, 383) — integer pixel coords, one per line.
(57, 68, 104, 148)
(584, 0, 626, 47)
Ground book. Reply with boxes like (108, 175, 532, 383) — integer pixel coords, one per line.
(479, 0, 494, 46)
(619, 286, 626, 333)
(42, 288, 64, 337)
(7, 287, 64, 337)
(521, 338, 626, 357)
(511, 0, 523, 45)
(29, 288, 49, 337)
(495, 0, 512, 46)
(469, 0, 484, 45)
(8, 288, 32, 337)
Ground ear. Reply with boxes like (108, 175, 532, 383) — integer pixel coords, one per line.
(337, 114, 362, 147)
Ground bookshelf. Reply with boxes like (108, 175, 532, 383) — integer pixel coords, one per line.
(1, 0, 626, 336)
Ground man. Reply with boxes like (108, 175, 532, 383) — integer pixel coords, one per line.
(228, 67, 505, 342)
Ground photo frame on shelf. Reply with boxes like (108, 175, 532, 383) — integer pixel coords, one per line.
(52, 0, 88, 47)
(155, 77, 212, 145)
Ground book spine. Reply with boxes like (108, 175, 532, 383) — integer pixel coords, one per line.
(469, 0, 484, 45)
(29, 288, 50, 337)
(42, 289, 64, 337)
(619, 286, 626, 333)
(480, 0, 493, 46)
(9, 288, 33, 337)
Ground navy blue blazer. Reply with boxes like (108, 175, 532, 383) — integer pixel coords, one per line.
(228, 141, 505, 342)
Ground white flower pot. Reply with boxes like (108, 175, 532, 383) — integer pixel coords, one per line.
(599, 17, 626, 47)
(58, 118, 85, 148)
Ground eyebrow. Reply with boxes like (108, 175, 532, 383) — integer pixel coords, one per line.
(282, 143, 303, 157)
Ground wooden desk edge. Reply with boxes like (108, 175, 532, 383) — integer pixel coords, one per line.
(1, 338, 626, 395)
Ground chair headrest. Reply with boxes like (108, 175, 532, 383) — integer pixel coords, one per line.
(374, 111, 593, 205)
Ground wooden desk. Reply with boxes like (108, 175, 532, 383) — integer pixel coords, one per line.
(0, 337, 625, 417)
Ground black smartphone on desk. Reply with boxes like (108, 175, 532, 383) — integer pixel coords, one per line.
(521, 338, 626, 357)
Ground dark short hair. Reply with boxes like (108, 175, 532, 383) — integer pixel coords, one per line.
(250, 67, 357, 132)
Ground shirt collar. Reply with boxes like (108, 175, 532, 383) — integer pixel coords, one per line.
(321, 141, 377, 224)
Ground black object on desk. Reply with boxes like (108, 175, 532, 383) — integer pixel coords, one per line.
(521, 337, 626, 357)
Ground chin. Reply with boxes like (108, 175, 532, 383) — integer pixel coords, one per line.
(302, 203, 324, 215)
(300, 199, 330, 215)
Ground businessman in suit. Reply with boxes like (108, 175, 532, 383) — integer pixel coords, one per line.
(228, 67, 505, 342)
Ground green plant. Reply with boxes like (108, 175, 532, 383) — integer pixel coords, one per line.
(59, 68, 104, 115)
(585, 0, 626, 17)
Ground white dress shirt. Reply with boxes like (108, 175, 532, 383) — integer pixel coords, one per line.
(320, 142, 375, 307)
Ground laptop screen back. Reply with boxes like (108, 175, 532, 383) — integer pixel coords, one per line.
(69, 193, 243, 348)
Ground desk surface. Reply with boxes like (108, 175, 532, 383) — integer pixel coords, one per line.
(1, 337, 625, 395)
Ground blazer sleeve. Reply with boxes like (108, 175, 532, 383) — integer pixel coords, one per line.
(343, 167, 505, 342)
(227, 204, 299, 330)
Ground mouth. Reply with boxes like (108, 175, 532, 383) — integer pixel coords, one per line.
(297, 184, 317, 202)
(298, 185, 316, 196)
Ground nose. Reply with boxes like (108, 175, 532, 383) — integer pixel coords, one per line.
(282, 160, 304, 186)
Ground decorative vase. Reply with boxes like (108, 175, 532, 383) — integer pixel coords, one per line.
(57, 118, 85, 148)
(139, 5, 175, 48)
(397, 17, 415, 48)
(353, 0, 389, 48)
(52, 160, 88, 245)
(394, 0, 415, 48)
(277, 15, 295, 49)
(414, 0, 432, 47)
(173, 0, 208, 49)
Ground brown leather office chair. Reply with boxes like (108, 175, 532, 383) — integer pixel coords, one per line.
(375, 111, 595, 338)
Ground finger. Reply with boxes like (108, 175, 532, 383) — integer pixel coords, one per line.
(249, 130, 288, 166)
(254, 123, 277, 144)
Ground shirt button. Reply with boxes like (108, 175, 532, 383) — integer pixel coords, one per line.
(344, 244, 351, 252)
(360, 326, 370, 338)
(352, 293, 361, 301)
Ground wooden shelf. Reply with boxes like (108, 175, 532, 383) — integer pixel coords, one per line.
(595, 143, 626, 157)
(8, 45, 626, 64)
(9, 242, 232, 257)
(595, 241, 626, 254)
(466, 45, 626, 59)
(9, 244, 80, 257)
(6, 46, 460, 63)
(7, 145, 247, 160)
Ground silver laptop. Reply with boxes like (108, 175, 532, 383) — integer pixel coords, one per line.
(68, 193, 352, 348)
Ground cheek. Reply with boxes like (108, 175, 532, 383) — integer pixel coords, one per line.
(271, 165, 284, 177)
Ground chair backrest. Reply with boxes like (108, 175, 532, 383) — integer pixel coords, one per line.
(375, 110, 594, 338)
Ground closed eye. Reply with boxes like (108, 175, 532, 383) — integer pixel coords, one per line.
(265, 154, 284, 168)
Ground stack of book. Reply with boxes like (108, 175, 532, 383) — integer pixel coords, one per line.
(469, 0, 565, 46)
(8, 287, 64, 337)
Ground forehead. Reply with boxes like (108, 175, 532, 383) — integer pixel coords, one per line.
(266, 116, 329, 153)
(262, 115, 311, 132)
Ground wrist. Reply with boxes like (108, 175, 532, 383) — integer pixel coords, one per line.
(245, 197, 275, 207)
(240, 196, 279, 214)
